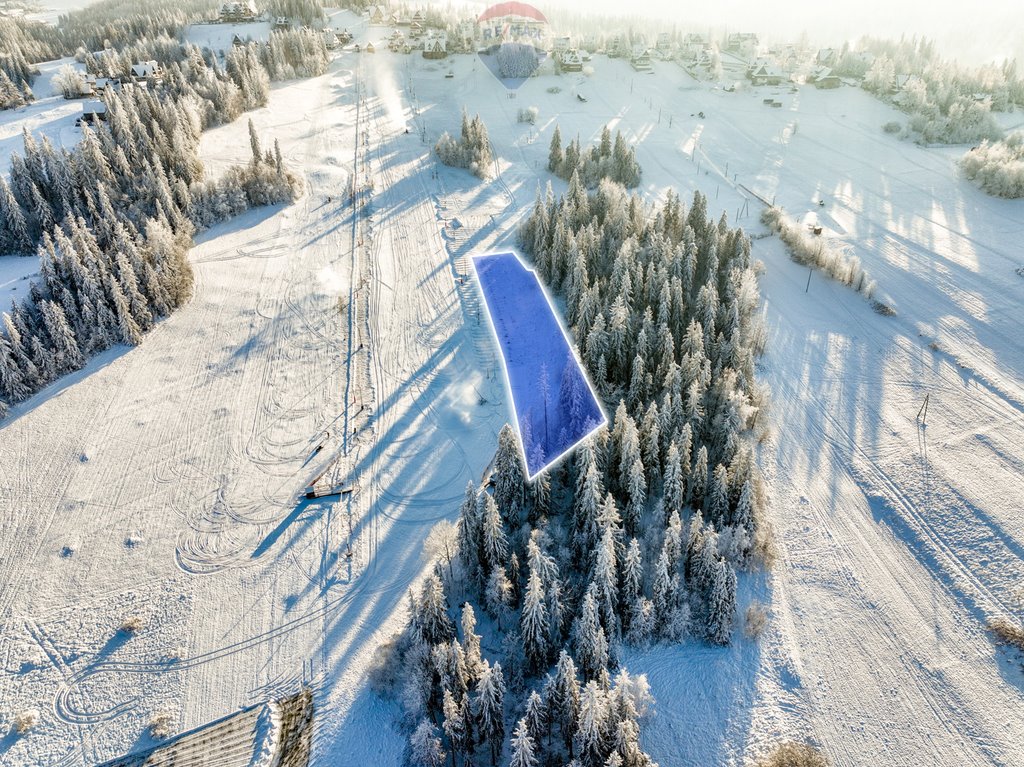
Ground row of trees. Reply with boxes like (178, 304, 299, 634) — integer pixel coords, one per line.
(0, 78, 299, 417)
(387, 178, 770, 765)
(436, 112, 493, 180)
(548, 125, 641, 189)
(0, 0, 215, 90)
(760, 207, 876, 297)
(0, 17, 44, 106)
(0, 69, 32, 111)
(74, 29, 327, 130)
(1, 0, 329, 107)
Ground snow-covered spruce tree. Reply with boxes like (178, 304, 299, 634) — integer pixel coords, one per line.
(410, 719, 446, 767)
(435, 111, 492, 179)
(509, 717, 538, 767)
(548, 125, 563, 174)
(521, 568, 550, 674)
(547, 124, 641, 188)
(475, 660, 506, 766)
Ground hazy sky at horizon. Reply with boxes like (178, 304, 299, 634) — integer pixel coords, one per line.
(29, 0, 1024, 67)
(544, 0, 1022, 66)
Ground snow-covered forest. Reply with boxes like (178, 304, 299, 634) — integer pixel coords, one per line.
(548, 125, 641, 189)
(854, 36, 1023, 144)
(0, 83, 299, 415)
(497, 43, 540, 81)
(384, 175, 770, 766)
(436, 112, 493, 180)
(960, 132, 1024, 198)
(0, 42, 321, 416)
(0, 0, 340, 416)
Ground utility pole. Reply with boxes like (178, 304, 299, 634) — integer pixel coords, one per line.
(917, 393, 930, 425)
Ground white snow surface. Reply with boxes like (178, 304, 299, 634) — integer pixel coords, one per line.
(183, 22, 273, 52)
(0, 59, 85, 177)
(1, 49, 1023, 767)
(0, 255, 39, 308)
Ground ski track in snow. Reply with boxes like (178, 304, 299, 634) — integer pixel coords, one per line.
(1, 48, 1023, 767)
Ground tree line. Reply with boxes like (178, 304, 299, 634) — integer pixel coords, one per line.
(0, 0, 329, 109)
(383, 178, 771, 766)
(855, 36, 1023, 145)
(0, 79, 300, 418)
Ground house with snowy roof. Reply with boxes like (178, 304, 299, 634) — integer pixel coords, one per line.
(631, 45, 652, 71)
(76, 99, 107, 125)
(748, 62, 786, 85)
(131, 60, 160, 80)
(219, 0, 258, 22)
(726, 32, 758, 59)
(423, 31, 447, 59)
(816, 48, 836, 66)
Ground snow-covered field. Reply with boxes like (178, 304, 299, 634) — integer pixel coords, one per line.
(0, 58, 85, 176)
(183, 21, 273, 51)
(0, 255, 39, 309)
(2, 45, 1023, 767)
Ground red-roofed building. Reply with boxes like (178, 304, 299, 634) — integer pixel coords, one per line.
(478, 1, 547, 46)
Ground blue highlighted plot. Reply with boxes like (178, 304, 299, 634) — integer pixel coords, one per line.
(472, 252, 606, 478)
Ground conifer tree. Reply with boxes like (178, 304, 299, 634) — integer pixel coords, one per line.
(417, 572, 455, 646)
(573, 589, 609, 681)
(689, 445, 708, 507)
(494, 423, 526, 523)
(510, 717, 538, 767)
(662, 441, 683, 521)
(706, 557, 737, 645)
(621, 538, 643, 618)
(410, 719, 446, 767)
(551, 650, 581, 756)
(442, 689, 470, 766)
(548, 125, 563, 173)
(475, 660, 506, 766)
(480, 494, 508, 573)
(521, 568, 550, 674)
(574, 681, 607, 767)
(524, 689, 547, 747)
(460, 602, 484, 684)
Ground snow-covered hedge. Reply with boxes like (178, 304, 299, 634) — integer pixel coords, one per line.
(960, 132, 1024, 198)
(761, 207, 876, 298)
(517, 106, 539, 125)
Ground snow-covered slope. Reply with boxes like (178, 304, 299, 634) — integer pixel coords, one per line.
(1, 46, 1022, 767)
